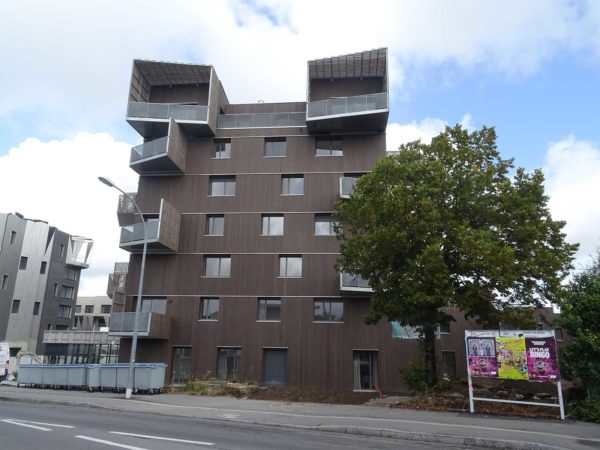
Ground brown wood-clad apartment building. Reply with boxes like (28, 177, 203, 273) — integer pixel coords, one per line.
(110, 49, 474, 392)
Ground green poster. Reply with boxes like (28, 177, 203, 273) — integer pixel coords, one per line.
(496, 337, 529, 380)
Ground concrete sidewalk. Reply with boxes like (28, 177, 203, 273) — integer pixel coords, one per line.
(1, 385, 599, 450)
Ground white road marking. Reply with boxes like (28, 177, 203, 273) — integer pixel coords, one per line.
(6, 419, 74, 428)
(0, 419, 50, 431)
(75, 435, 148, 450)
(110, 431, 214, 446)
(218, 413, 239, 419)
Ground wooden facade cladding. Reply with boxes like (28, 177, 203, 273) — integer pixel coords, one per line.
(157, 199, 181, 253)
(166, 118, 187, 173)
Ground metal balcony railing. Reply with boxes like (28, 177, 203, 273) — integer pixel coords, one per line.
(218, 112, 305, 128)
(341, 272, 372, 291)
(307, 92, 387, 118)
(120, 220, 159, 245)
(108, 312, 151, 334)
(130, 136, 169, 163)
(127, 102, 208, 122)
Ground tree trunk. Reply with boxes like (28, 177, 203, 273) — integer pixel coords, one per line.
(422, 324, 437, 386)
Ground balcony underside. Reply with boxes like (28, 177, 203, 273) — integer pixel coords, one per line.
(130, 153, 184, 176)
(306, 109, 388, 133)
(119, 239, 176, 254)
(126, 118, 213, 139)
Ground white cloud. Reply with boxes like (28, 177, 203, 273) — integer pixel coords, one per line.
(544, 136, 600, 270)
(386, 113, 473, 151)
(0, 133, 138, 295)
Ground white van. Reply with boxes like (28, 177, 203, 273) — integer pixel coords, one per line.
(0, 342, 10, 380)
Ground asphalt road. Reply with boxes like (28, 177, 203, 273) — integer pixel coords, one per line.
(0, 400, 477, 450)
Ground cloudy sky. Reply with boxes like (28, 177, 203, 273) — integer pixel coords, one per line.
(1, 0, 599, 295)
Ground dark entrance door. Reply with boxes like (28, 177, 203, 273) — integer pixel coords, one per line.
(262, 348, 287, 386)
(171, 347, 191, 384)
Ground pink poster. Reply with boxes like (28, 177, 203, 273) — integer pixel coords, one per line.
(467, 337, 497, 377)
(525, 337, 560, 381)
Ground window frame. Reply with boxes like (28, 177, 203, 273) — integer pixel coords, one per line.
(100, 305, 112, 314)
(261, 214, 284, 236)
(11, 299, 20, 314)
(40, 261, 47, 274)
(84, 305, 94, 314)
(216, 347, 241, 381)
(209, 176, 236, 197)
(314, 214, 337, 236)
(1, 275, 8, 290)
(279, 255, 302, 278)
(213, 140, 232, 159)
(140, 297, 167, 314)
(313, 298, 344, 322)
(199, 297, 219, 321)
(203, 256, 231, 278)
(257, 298, 282, 322)
(315, 137, 343, 156)
(19, 256, 28, 270)
(10, 231, 16, 245)
(264, 138, 287, 157)
(205, 214, 225, 236)
(281, 175, 304, 196)
(57, 304, 72, 319)
(32, 301, 40, 316)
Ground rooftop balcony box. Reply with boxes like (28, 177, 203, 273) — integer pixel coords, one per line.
(119, 199, 181, 254)
(306, 48, 389, 133)
(65, 236, 93, 268)
(126, 60, 226, 138)
(107, 312, 170, 339)
(130, 119, 187, 175)
(340, 272, 373, 293)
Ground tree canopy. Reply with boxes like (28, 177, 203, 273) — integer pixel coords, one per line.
(334, 125, 578, 384)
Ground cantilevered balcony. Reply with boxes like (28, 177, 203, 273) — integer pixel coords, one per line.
(340, 272, 373, 293)
(127, 102, 211, 138)
(306, 92, 388, 132)
(65, 236, 93, 268)
(107, 312, 170, 339)
(119, 199, 181, 254)
(117, 193, 138, 226)
(129, 119, 187, 175)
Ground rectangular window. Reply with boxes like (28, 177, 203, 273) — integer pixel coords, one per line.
(261, 214, 284, 236)
(205, 215, 225, 236)
(11, 299, 20, 314)
(281, 175, 304, 196)
(216, 347, 241, 381)
(140, 297, 167, 314)
(203, 256, 231, 278)
(213, 140, 231, 159)
(65, 267, 78, 281)
(59, 244, 65, 258)
(85, 305, 94, 313)
(75, 305, 82, 314)
(264, 138, 286, 157)
(100, 305, 112, 314)
(57, 285, 74, 299)
(315, 138, 343, 156)
(200, 298, 219, 320)
(314, 298, 344, 322)
(10, 231, 16, 244)
(353, 351, 378, 390)
(57, 305, 72, 319)
(40, 261, 47, 274)
(279, 255, 302, 277)
(314, 214, 337, 235)
(19, 256, 28, 270)
(209, 176, 236, 196)
(438, 323, 451, 334)
(442, 351, 457, 378)
(54, 283, 59, 297)
(33, 302, 40, 316)
(1, 275, 7, 290)
(257, 298, 281, 321)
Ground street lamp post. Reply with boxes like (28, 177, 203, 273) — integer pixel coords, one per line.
(99, 176, 147, 399)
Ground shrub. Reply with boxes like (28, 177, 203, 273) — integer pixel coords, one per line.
(399, 363, 431, 394)
(570, 398, 600, 423)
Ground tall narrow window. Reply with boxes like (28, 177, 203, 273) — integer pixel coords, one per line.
(264, 138, 286, 157)
(200, 298, 219, 320)
(281, 175, 304, 196)
(1, 275, 8, 290)
(442, 351, 456, 378)
(59, 244, 65, 258)
(209, 176, 236, 196)
(353, 351, 378, 390)
(261, 215, 284, 236)
(19, 256, 28, 270)
(75, 305, 82, 314)
(203, 256, 231, 278)
(40, 261, 47, 274)
(315, 137, 343, 156)
(213, 140, 231, 159)
(10, 231, 16, 244)
(279, 255, 302, 277)
(216, 347, 241, 381)
(33, 302, 40, 316)
(11, 299, 20, 314)
(314, 214, 337, 235)
(205, 215, 225, 236)
(257, 298, 281, 321)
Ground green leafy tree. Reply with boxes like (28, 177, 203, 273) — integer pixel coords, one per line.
(335, 125, 578, 385)
(559, 253, 600, 401)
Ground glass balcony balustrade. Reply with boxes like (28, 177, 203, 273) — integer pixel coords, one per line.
(119, 219, 159, 245)
(218, 112, 305, 128)
(130, 136, 169, 163)
(341, 272, 372, 291)
(307, 92, 387, 118)
(108, 312, 151, 334)
(127, 102, 208, 122)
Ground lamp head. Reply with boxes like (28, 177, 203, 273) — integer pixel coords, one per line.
(98, 176, 115, 188)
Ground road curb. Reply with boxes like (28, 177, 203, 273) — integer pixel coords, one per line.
(0, 394, 574, 450)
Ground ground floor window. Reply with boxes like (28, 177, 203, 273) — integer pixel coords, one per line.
(172, 347, 191, 384)
(353, 350, 378, 390)
(262, 348, 287, 386)
(217, 347, 241, 381)
(442, 351, 456, 378)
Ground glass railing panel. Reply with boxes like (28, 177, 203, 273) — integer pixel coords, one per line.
(217, 112, 306, 128)
(235, 114, 252, 128)
(253, 114, 271, 127)
(218, 115, 235, 128)
(307, 92, 388, 118)
(109, 312, 151, 333)
(271, 113, 289, 127)
(341, 272, 371, 289)
(120, 219, 159, 244)
(130, 136, 169, 163)
(127, 102, 208, 122)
